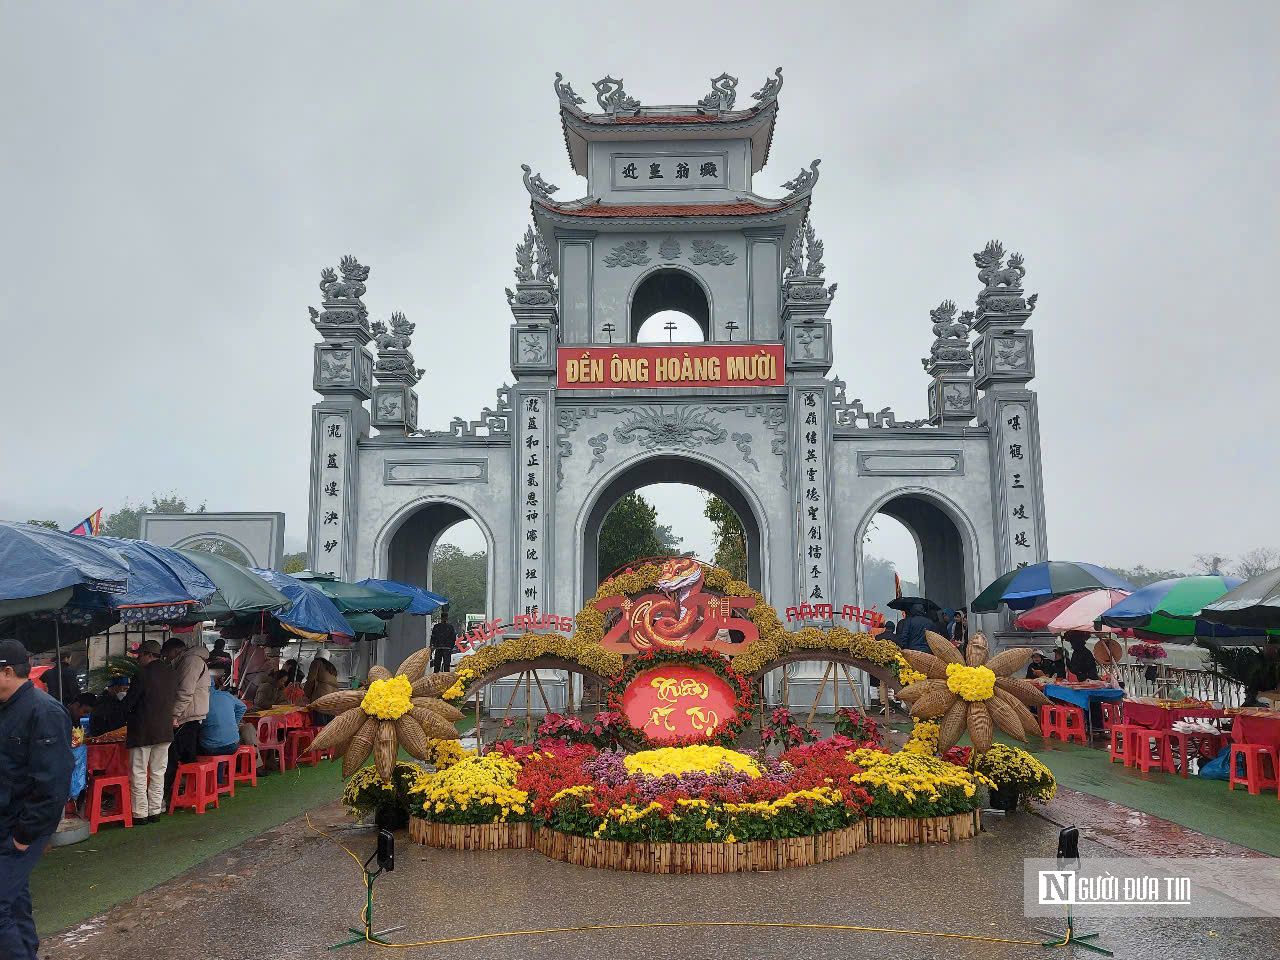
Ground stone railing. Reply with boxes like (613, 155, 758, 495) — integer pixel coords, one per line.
(1111, 663, 1246, 708)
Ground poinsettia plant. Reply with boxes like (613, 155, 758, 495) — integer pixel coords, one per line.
(832, 707, 882, 746)
(536, 711, 625, 750)
(761, 707, 820, 750)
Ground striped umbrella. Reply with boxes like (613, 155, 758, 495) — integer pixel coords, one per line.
(1013, 589, 1132, 634)
(1098, 576, 1273, 640)
(972, 561, 1133, 612)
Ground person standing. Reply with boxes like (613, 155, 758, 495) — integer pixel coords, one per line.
(429, 611, 457, 674)
(124, 640, 178, 824)
(896, 604, 936, 653)
(54, 650, 80, 705)
(0, 639, 74, 960)
(949, 610, 969, 649)
(162, 638, 210, 801)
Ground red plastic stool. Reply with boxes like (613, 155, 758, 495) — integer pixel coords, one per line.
(1099, 701, 1124, 734)
(1040, 705, 1087, 744)
(169, 761, 220, 814)
(1131, 729, 1168, 773)
(88, 775, 132, 834)
(255, 716, 289, 772)
(286, 727, 317, 767)
(1163, 731, 1194, 777)
(1228, 743, 1280, 795)
(1185, 732, 1228, 761)
(231, 744, 258, 788)
(1108, 724, 1137, 765)
(198, 754, 236, 799)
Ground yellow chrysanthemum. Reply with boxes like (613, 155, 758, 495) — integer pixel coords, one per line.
(360, 674, 414, 719)
(945, 663, 996, 702)
(623, 745, 761, 779)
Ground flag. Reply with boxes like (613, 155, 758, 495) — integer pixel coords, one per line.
(68, 508, 103, 537)
(894, 572, 902, 600)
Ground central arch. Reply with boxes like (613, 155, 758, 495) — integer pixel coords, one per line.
(578, 453, 764, 604)
(628, 266, 711, 341)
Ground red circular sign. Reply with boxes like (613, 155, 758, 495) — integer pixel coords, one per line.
(620, 664, 737, 743)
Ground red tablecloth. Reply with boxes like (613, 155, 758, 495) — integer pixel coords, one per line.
(1233, 714, 1280, 747)
(246, 708, 313, 730)
(86, 742, 128, 777)
(1123, 702, 1222, 731)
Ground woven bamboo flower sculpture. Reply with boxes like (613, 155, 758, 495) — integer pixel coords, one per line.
(897, 631, 1050, 754)
(307, 648, 463, 781)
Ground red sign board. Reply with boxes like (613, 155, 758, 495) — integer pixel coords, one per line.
(620, 664, 736, 743)
(558, 344, 785, 390)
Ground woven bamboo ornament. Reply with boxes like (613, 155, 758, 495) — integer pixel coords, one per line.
(308, 648, 460, 781)
(897, 631, 1050, 754)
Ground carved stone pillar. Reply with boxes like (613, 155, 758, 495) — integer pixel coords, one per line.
(370, 312, 421, 433)
(507, 224, 559, 379)
(922, 300, 976, 426)
(781, 220, 835, 375)
(790, 377, 834, 621)
(970, 242, 1047, 579)
(307, 256, 374, 577)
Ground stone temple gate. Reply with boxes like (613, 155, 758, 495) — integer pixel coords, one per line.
(305, 69, 1049, 681)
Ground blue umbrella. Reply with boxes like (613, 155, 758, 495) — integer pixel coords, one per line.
(0, 521, 130, 615)
(972, 561, 1133, 612)
(354, 578, 448, 615)
(251, 569, 355, 642)
(72, 538, 218, 623)
(1098, 576, 1273, 642)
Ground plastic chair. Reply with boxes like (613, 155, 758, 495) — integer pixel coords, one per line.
(1130, 729, 1167, 774)
(198, 754, 236, 799)
(1108, 724, 1137, 765)
(1162, 731, 1194, 778)
(286, 727, 317, 768)
(255, 716, 289, 772)
(231, 744, 258, 788)
(88, 775, 132, 834)
(1099, 701, 1124, 734)
(1228, 743, 1280, 796)
(1040, 704, 1087, 745)
(169, 761, 220, 815)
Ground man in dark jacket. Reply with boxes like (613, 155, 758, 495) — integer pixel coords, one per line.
(124, 640, 178, 824)
(54, 650, 79, 705)
(896, 605, 936, 653)
(0, 639, 73, 960)
(429, 611, 457, 674)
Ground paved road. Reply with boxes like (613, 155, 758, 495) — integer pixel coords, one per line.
(39, 800, 1277, 960)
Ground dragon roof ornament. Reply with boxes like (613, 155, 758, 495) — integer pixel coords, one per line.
(521, 164, 559, 204)
(553, 72, 585, 109)
(593, 76, 641, 115)
(697, 73, 739, 114)
(751, 68, 784, 105)
(782, 218, 836, 306)
(781, 159, 821, 200)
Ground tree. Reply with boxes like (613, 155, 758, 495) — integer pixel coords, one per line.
(184, 538, 249, 565)
(26, 520, 59, 529)
(703, 494, 746, 581)
(1105, 564, 1188, 588)
(429, 543, 487, 623)
(598, 493, 670, 581)
(100, 494, 207, 539)
(281, 551, 308, 574)
(1233, 548, 1280, 580)
(1193, 554, 1229, 577)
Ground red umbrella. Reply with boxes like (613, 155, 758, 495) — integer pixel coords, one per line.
(1014, 589, 1133, 633)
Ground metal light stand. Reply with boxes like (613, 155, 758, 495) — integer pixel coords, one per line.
(329, 830, 405, 950)
(1036, 827, 1112, 955)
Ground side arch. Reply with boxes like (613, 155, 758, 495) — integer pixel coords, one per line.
(574, 450, 770, 609)
(853, 486, 983, 613)
(169, 532, 258, 568)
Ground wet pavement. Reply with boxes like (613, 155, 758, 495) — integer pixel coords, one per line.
(39, 798, 1278, 960)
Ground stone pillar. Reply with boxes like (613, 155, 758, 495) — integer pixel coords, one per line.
(370, 312, 421, 433)
(971, 242, 1047, 581)
(308, 256, 374, 578)
(922, 300, 976, 426)
(789, 377, 834, 622)
(508, 224, 560, 380)
(780, 220, 834, 375)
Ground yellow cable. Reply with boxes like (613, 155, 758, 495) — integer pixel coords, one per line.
(306, 815, 1045, 951)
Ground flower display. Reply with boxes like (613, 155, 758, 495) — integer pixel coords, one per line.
(832, 707, 882, 746)
(1128, 642, 1167, 661)
(308, 647, 463, 780)
(453, 633, 623, 699)
(945, 663, 997, 702)
(360, 674, 414, 719)
(536, 711, 625, 750)
(761, 706, 819, 750)
(731, 624, 912, 683)
(409, 754, 531, 824)
(898, 667, 928, 687)
(342, 761, 428, 828)
(605, 648, 756, 747)
(423, 738, 473, 770)
(972, 743, 1057, 804)
(848, 749, 994, 818)
(902, 719, 939, 756)
(440, 668, 475, 703)
(898, 632, 1050, 754)
(622, 745, 762, 780)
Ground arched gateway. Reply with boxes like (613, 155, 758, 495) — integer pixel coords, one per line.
(304, 69, 1049, 687)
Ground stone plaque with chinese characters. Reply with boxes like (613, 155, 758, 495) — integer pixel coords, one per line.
(517, 390, 552, 616)
(315, 413, 348, 576)
(610, 153, 728, 191)
(795, 385, 832, 611)
(996, 401, 1042, 569)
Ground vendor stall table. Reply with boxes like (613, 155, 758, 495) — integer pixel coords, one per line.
(1124, 701, 1224, 731)
(1044, 684, 1125, 742)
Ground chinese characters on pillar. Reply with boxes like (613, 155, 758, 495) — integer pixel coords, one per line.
(315, 414, 347, 576)
(519, 393, 550, 616)
(799, 389, 831, 609)
(1000, 403, 1038, 567)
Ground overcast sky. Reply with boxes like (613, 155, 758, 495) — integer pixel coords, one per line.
(2, 2, 1276, 577)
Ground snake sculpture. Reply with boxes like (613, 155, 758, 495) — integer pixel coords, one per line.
(628, 558, 705, 651)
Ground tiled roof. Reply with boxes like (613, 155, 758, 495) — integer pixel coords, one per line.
(537, 199, 800, 218)
(595, 114, 727, 125)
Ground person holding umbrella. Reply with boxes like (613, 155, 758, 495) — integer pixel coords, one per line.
(0, 639, 73, 960)
(896, 604, 936, 653)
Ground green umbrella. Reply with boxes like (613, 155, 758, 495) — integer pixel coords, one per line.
(291, 572, 412, 615)
(343, 611, 388, 638)
(1098, 576, 1276, 641)
(174, 548, 290, 620)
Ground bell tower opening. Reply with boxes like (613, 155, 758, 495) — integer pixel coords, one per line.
(630, 268, 710, 341)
